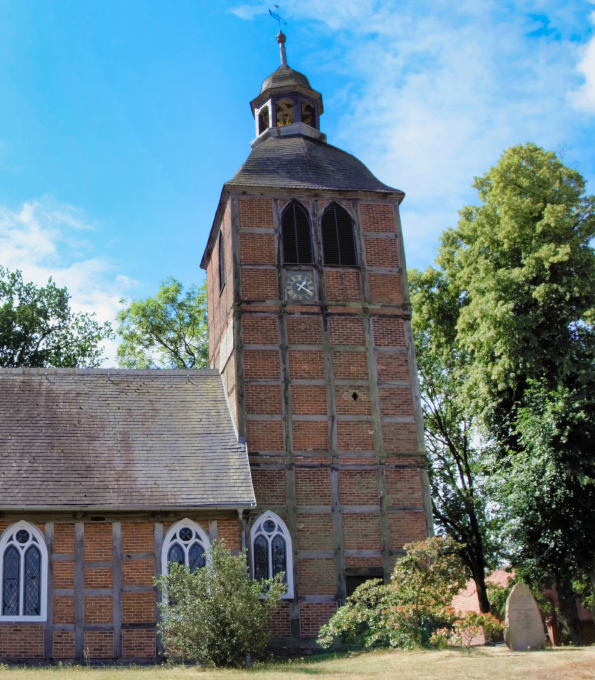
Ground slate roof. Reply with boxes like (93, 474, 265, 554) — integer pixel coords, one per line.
(261, 65, 312, 93)
(228, 135, 403, 196)
(0, 368, 255, 510)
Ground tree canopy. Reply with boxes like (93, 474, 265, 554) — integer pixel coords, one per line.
(0, 267, 112, 368)
(117, 278, 208, 369)
(409, 143, 595, 631)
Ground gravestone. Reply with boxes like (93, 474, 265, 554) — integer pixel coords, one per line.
(504, 583, 546, 651)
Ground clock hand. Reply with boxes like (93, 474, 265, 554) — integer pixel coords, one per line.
(296, 281, 310, 292)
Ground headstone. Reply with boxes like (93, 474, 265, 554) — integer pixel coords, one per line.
(504, 583, 546, 651)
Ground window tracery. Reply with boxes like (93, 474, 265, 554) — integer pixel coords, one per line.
(0, 521, 47, 621)
(162, 519, 210, 575)
(250, 511, 293, 598)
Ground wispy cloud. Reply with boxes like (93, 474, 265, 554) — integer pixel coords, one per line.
(232, 0, 595, 268)
(228, 1, 269, 20)
(0, 197, 136, 366)
(571, 11, 595, 113)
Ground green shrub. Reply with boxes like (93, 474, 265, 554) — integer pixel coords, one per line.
(156, 540, 285, 667)
(318, 536, 468, 650)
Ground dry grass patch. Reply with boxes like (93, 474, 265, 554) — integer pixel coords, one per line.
(0, 647, 594, 680)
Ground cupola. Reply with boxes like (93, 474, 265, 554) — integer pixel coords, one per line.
(249, 32, 326, 148)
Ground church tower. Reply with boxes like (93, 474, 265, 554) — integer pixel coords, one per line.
(200, 33, 433, 643)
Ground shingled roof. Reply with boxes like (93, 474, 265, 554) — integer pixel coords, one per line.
(228, 135, 402, 196)
(0, 369, 255, 510)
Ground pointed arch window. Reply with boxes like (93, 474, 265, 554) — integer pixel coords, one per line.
(321, 203, 358, 266)
(282, 202, 313, 265)
(218, 230, 225, 293)
(0, 521, 47, 621)
(162, 519, 210, 575)
(250, 511, 293, 598)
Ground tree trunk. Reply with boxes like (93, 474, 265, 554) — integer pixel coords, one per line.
(465, 550, 491, 613)
(589, 555, 595, 624)
(557, 575, 582, 646)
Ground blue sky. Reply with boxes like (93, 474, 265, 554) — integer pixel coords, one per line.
(0, 0, 594, 364)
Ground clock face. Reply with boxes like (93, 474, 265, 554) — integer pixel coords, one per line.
(286, 273, 315, 301)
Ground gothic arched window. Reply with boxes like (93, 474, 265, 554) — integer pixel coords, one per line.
(282, 202, 313, 265)
(321, 203, 358, 266)
(0, 521, 47, 621)
(218, 230, 225, 293)
(162, 519, 210, 575)
(250, 511, 293, 598)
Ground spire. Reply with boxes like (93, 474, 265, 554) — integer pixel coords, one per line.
(277, 31, 287, 67)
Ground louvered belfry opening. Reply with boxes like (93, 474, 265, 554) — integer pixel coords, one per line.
(218, 230, 225, 292)
(282, 202, 313, 264)
(321, 203, 358, 266)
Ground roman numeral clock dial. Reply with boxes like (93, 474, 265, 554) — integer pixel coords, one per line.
(286, 273, 315, 301)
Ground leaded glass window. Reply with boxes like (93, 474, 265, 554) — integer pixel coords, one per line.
(0, 521, 47, 621)
(162, 519, 210, 575)
(250, 512, 293, 598)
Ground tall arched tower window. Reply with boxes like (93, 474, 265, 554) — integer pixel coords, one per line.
(282, 202, 313, 265)
(162, 519, 210, 575)
(218, 230, 225, 293)
(321, 203, 358, 266)
(250, 511, 293, 598)
(0, 521, 47, 621)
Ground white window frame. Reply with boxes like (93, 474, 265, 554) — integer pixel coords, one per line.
(161, 518, 211, 576)
(250, 511, 294, 599)
(0, 521, 48, 622)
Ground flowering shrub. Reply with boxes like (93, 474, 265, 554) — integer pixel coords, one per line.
(156, 540, 285, 667)
(431, 612, 504, 653)
(318, 536, 468, 650)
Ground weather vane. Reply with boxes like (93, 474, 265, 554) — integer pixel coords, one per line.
(269, 5, 287, 32)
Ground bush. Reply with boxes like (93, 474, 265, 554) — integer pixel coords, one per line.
(431, 612, 504, 653)
(318, 536, 468, 650)
(156, 540, 285, 666)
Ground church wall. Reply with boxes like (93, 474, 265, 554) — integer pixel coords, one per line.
(0, 514, 243, 663)
(208, 192, 432, 643)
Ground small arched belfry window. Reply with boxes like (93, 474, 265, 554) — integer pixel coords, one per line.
(0, 521, 47, 621)
(321, 203, 358, 266)
(258, 106, 270, 135)
(276, 99, 294, 127)
(282, 202, 313, 265)
(162, 519, 210, 575)
(251, 511, 293, 598)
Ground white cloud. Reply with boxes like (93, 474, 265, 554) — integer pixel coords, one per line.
(228, 2, 269, 20)
(0, 197, 136, 366)
(571, 11, 595, 113)
(232, 0, 595, 268)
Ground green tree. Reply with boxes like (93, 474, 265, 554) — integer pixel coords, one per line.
(418, 143, 595, 641)
(117, 278, 208, 369)
(0, 267, 112, 367)
(499, 382, 595, 644)
(156, 541, 285, 667)
(409, 266, 500, 613)
(438, 143, 595, 426)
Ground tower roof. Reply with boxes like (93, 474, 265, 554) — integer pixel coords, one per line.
(260, 65, 311, 93)
(228, 134, 401, 195)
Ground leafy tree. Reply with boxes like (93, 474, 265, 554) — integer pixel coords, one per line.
(156, 541, 285, 667)
(498, 381, 595, 644)
(318, 536, 468, 649)
(409, 267, 501, 613)
(411, 144, 595, 632)
(117, 278, 208, 369)
(437, 143, 595, 426)
(0, 267, 112, 367)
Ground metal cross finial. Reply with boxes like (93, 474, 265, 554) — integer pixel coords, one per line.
(269, 6, 288, 66)
(269, 5, 287, 32)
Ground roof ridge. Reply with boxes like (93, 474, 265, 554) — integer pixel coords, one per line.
(0, 367, 221, 375)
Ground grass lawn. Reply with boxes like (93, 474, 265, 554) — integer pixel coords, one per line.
(0, 647, 594, 680)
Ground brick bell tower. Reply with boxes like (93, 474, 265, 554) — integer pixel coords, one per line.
(200, 32, 433, 643)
